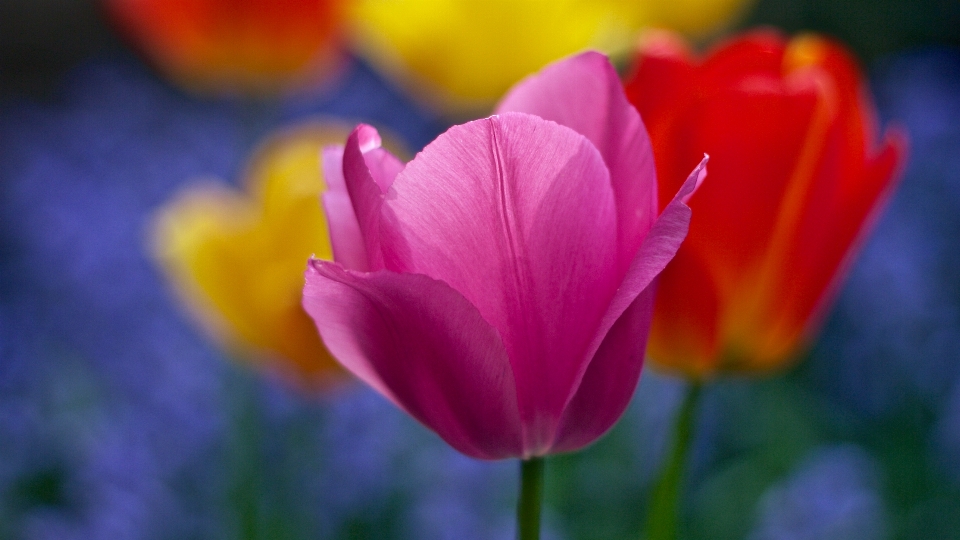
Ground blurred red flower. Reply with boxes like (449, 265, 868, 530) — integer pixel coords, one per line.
(625, 29, 907, 377)
(104, 0, 346, 94)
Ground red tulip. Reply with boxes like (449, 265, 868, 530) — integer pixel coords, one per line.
(624, 29, 907, 377)
(303, 52, 707, 459)
(103, 0, 345, 93)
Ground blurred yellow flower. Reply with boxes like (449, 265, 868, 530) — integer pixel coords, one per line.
(151, 122, 356, 389)
(348, 0, 752, 111)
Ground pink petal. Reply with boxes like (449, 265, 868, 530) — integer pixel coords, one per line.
(550, 284, 654, 453)
(379, 113, 619, 454)
(364, 147, 405, 193)
(341, 124, 405, 271)
(562, 157, 708, 413)
(496, 51, 658, 271)
(321, 145, 369, 271)
(353, 124, 405, 191)
(302, 259, 522, 459)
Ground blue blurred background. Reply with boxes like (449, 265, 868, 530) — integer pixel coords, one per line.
(1, 0, 959, 539)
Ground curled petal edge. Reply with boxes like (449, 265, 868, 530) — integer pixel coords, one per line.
(340, 125, 405, 271)
(550, 284, 655, 453)
(322, 145, 370, 271)
(561, 155, 708, 413)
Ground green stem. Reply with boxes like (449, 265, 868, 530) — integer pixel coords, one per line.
(517, 457, 545, 540)
(227, 368, 264, 540)
(647, 382, 703, 540)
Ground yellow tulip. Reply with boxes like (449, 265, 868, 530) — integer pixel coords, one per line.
(151, 122, 356, 389)
(348, 0, 753, 111)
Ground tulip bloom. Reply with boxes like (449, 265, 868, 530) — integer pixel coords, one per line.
(348, 0, 754, 110)
(152, 123, 354, 388)
(104, 0, 346, 94)
(302, 52, 707, 459)
(624, 30, 907, 377)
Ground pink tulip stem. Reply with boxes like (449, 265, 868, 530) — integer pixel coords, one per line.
(517, 457, 545, 540)
(647, 381, 702, 540)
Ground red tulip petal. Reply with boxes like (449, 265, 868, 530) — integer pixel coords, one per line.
(379, 113, 619, 453)
(628, 31, 908, 374)
(700, 29, 787, 87)
(735, 39, 907, 365)
(682, 71, 823, 299)
(624, 31, 698, 206)
(647, 244, 722, 376)
(785, 35, 875, 159)
(625, 30, 696, 124)
(757, 129, 907, 363)
(803, 130, 907, 323)
(496, 51, 658, 269)
(302, 259, 522, 459)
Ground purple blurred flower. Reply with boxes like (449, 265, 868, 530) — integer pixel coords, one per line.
(750, 446, 887, 540)
(0, 52, 445, 538)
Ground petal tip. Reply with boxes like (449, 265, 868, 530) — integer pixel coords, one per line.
(305, 256, 323, 276)
(680, 155, 709, 205)
(305, 256, 341, 279)
(351, 124, 382, 153)
(573, 49, 612, 65)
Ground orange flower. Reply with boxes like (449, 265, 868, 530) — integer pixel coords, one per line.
(104, 0, 346, 94)
(150, 122, 354, 389)
(624, 29, 907, 378)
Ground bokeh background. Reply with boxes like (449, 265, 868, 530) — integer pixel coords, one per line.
(1, 0, 959, 539)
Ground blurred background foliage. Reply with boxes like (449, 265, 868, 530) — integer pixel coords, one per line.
(1, 0, 959, 539)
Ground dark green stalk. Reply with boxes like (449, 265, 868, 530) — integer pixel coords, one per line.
(227, 369, 264, 540)
(517, 457, 545, 540)
(647, 382, 703, 540)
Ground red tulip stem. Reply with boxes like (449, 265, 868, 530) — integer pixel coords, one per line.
(647, 381, 703, 540)
(517, 456, 545, 540)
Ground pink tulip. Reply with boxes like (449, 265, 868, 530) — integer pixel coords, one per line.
(302, 52, 707, 459)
